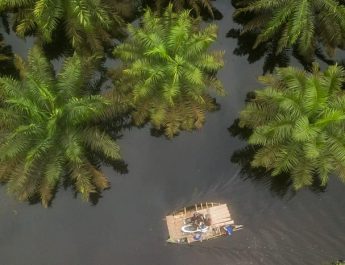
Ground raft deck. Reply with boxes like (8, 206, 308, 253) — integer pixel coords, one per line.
(166, 202, 234, 243)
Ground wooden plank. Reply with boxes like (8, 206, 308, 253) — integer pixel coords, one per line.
(213, 219, 234, 227)
(209, 205, 229, 213)
(212, 216, 232, 223)
(211, 211, 231, 218)
(210, 212, 230, 218)
(210, 208, 230, 215)
(209, 207, 231, 215)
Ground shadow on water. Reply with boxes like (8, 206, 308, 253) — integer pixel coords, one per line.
(228, 0, 339, 74)
(0, 17, 18, 78)
(40, 24, 74, 60)
(0, 34, 18, 78)
(228, 116, 327, 199)
(0, 12, 10, 34)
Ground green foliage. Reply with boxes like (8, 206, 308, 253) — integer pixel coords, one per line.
(146, 0, 215, 18)
(0, 0, 125, 52)
(113, 5, 224, 137)
(0, 46, 121, 207)
(234, 0, 345, 58)
(239, 64, 345, 189)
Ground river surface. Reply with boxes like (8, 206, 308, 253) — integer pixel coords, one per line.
(0, 1, 344, 265)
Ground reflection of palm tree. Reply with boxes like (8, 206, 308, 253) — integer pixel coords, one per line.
(232, 0, 345, 59)
(0, 47, 123, 207)
(113, 5, 224, 138)
(238, 64, 345, 190)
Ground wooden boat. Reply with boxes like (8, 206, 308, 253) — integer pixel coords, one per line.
(165, 202, 243, 244)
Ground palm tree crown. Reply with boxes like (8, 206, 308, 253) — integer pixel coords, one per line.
(144, 0, 215, 18)
(234, 0, 345, 58)
(114, 5, 224, 137)
(0, 47, 121, 206)
(239, 64, 345, 189)
(0, 0, 123, 52)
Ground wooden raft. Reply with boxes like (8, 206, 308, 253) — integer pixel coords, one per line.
(166, 202, 234, 243)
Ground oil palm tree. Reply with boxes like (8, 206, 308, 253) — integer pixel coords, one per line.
(239, 64, 345, 189)
(113, 5, 224, 137)
(233, 0, 345, 58)
(142, 0, 216, 19)
(0, 0, 124, 52)
(0, 46, 121, 207)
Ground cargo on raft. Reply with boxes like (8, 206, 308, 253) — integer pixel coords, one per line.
(165, 202, 243, 244)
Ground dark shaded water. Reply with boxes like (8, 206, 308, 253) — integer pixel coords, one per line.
(0, 1, 344, 264)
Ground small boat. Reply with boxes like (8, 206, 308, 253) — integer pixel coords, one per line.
(165, 202, 243, 244)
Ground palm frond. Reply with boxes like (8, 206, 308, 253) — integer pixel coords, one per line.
(113, 5, 224, 137)
(240, 64, 345, 189)
(0, 46, 122, 206)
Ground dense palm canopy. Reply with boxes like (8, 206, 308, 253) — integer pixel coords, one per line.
(0, 47, 121, 207)
(143, 0, 215, 18)
(0, 0, 124, 52)
(114, 5, 224, 137)
(234, 0, 345, 58)
(239, 64, 345, 189)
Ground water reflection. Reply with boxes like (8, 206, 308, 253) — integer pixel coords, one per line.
(229, 117, 326, 198)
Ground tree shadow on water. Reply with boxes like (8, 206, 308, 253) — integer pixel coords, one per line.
(229, 117, 327, 199)
(0, 34, 19, 78)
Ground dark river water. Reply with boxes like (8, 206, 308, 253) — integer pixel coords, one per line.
(0, 1, 344, 264)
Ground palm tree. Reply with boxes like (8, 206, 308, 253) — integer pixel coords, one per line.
(113, 5, 224, 138)
(239, 64, 345, 189)
(0, 46, 121, 207)
(233, 0, 345, 59)
(0, 0, 125, 53)
(142, 0, 216, 19)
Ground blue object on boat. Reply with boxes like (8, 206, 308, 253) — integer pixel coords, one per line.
(194, 233, 202, 241)
(224, 225, 233, 235)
